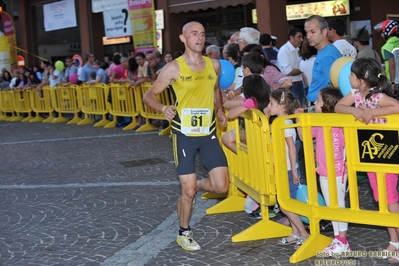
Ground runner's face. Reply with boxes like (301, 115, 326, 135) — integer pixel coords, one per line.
(181, 22, 205, 53)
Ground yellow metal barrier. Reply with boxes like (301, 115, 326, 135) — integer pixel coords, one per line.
(136, 82, 173, 136)
(78, 84, 110, 127)
(105, 82, 140, 130)
(52, 84, 82, 124)
(206, 109, 291, 242)
(29, 86, 55, 123)
(0, 90, 19, 121)
(12, 89, 33, 122)
(272, 113, 399, 263)
(0, 90, 5, 120)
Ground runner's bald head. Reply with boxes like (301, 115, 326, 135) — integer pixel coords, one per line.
(182, 21, 203, 35)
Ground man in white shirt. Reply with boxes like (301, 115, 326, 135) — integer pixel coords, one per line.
(327, 17, 357, 58)
(277, 27, 304, 106)
(135, 52, 149, 86)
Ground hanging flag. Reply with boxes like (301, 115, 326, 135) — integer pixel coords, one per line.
(128, 0, 156, 54)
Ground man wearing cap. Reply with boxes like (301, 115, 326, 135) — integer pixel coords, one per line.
(352, 26, 383, 65)
(374, 20, 399, 98)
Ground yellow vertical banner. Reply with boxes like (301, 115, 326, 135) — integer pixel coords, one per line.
(128, 0, 156, 53)
(1, 12, 17, 72)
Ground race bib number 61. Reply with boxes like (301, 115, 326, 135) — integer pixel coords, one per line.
(181, 108, 211, 135)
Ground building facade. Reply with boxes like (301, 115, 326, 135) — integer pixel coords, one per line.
(3, 0, 399, 67)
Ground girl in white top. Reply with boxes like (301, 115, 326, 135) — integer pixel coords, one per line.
(265, 88, 308, 249)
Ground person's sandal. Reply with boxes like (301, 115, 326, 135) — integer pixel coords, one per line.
(376, 241, 399, 259)
(294, 235, 309, 249)
(278, 233, 300, 245)
(389, 255, 399, 263)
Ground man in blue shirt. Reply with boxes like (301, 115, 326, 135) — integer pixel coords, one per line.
(80, 53, 95, 82)
(305, 15, 342, 103)
(63, 56, 77, 83)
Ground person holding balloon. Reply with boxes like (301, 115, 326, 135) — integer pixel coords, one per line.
(264, 88, 308, 249)
(335, 58, 399, 262)
(296, 88, 349, 256)
(48, 63, 62, 88)
(62, 56, 77, 83)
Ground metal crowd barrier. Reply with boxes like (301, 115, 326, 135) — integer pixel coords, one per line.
(52, 84, 82, 124)
(78, 83, 110, 127)
(204, 109, 291, 242)
(272, 113, 399, 263)
(12, 89, 33, 122)
(29, 86, 54, 123)
(136, 83, 173, 136)
(106, 82, 139, 130)
(1, 90, 19, 121)
(0, 83, 174, 135)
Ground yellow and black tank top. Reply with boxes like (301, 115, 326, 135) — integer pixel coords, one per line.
(170, 56, 217, 136)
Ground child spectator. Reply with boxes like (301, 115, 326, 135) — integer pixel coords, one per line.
(222, 74, 270, 153)
(335, 58, 399, 262)
(296, 88, 348, 255)
(265, 88, 308, 249)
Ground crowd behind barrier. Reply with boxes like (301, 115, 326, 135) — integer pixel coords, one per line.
(204, 109, 399, 264)
(0, 82, 173, 135)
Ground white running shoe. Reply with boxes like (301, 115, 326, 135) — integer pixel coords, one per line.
(176, 231, 201, 251)
(322, 238, 350, 257)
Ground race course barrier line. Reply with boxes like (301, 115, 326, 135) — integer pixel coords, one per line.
(12, 89, 33, 122)
(1, 82, 173, 134)
(272, 113, 399, 263)
(137, 83, 174, 136)
(29, 86, 54, 123)
(52, 84, 82, 124)
(106, 82, 140, 130)
(1, 90, 21, 121)
(205, 109, 291, 242)
(78, 83, 110, 127)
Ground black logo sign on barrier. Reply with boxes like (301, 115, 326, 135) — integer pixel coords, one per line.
(358, 130, 399, 164)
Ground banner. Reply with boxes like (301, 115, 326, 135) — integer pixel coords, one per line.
(43, 0, 77, 32)
(286, 0, 350, 21)
(0, 12, 17, 72)
(103, 7, 132, 38)
(128, 0, 156, 54)
(92, 0, 127, 13)
(0, 35, 10, 72)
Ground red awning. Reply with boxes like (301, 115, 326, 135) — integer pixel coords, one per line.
(168, 0, 254, 13)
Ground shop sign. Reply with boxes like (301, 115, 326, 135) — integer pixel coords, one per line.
(286, 0, 350, 21)
(102, 36, 131, 45)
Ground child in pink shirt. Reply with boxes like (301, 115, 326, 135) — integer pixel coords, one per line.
(297, 88, 348, 255)
(335, 58, 399, 262)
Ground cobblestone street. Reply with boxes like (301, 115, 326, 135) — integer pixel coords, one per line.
(0, 121, 395, 265)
